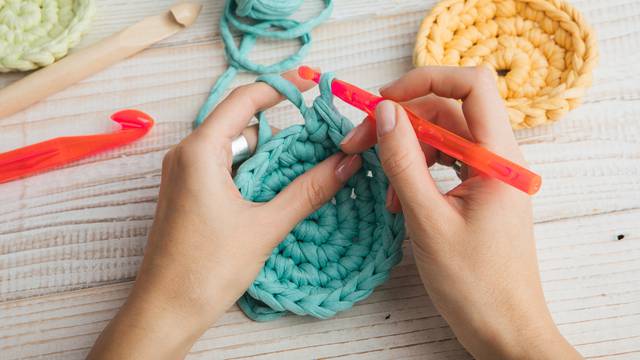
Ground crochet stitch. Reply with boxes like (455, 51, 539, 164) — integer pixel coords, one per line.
(193, 0, 333, 127)
(233, 74, 405, 321)
(414, 0, 598, 128)
(0, 0, 95, 72)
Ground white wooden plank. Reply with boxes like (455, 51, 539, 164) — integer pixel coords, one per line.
(1, 0, 639, 358)
(1, 210, 639, 359)
(1, 0, 640, 302)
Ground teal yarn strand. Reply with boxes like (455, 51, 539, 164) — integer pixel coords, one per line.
(235, 0, 303, 20)
(234, 74, 405, 321)
(194, 0, 333, 128)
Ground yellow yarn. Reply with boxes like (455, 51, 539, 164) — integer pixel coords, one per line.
(413, 0, 598, 128)
(0, 0, 95, 73)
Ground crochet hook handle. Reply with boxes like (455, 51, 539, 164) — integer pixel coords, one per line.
(298, 66, 541, 195)
(0, 110, 154, 184)
(403, 109, 541, 195)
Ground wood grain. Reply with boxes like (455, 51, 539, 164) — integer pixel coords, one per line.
(1, 0, 639, 358)
(1, 211, 639, 359)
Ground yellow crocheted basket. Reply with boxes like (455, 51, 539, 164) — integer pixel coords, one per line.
(0, 0, 95, 73)
(413, 0, 598, 129)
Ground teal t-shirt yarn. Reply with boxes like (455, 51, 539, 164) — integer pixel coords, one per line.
(193, 0, 333, 127)
(192, 0, 404, 321)
(233, 74, 405, 321)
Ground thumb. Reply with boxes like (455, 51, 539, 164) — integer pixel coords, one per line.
(263, 153, 362, 237)
(375, 100, 448, 214)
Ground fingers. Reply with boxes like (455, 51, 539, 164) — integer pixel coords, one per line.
(385, 186, 402, 213)
(264, 153, 362, 235)
(194, 69, 317, 144)
(375, 100, 449, 214)
(229, 125, 280, 177)
(339, 117, 376, 154)
(380, 66, 520, 158)
(341, 94, 471, 167)
(404, 95, 470, 167)
(237, 124, 280, 157)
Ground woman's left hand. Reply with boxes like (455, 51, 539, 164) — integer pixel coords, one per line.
(88, 70, 362, 359)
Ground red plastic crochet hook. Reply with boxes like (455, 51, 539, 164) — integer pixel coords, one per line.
(298, 66, 541, 195)
(0, 110, 154, 184)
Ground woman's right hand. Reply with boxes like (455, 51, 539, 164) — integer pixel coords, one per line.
(340, 66, 581, 359)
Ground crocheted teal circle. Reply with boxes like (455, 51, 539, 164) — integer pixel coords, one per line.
(234, 74, 405, 321)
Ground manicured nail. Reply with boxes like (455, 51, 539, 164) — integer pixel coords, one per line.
(385, 187, 393, 208)
(376, 100, 397, 137)
(340, 122, 362, 146)
(390, 189, 399, 210)
(335, 154, 361, 182)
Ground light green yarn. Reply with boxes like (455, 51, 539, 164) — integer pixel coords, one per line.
(233, 74, 405, 321)
(0, 0, 95, 72)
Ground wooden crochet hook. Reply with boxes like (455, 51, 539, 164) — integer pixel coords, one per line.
(0, 3, 202, 119)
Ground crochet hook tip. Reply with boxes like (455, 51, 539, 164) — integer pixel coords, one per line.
(170, 3, 203, 27)
(298, 66, 320, 83)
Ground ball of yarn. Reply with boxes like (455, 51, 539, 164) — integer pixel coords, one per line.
(234, 74, 405, 321)
(0, 0, 95, 72)
(193, 0, 333, 127)
(414, 0, 598, 128)
(235, 0, 304, 20)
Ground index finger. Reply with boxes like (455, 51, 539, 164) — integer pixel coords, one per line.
(380, 66, 520, 158)
(194, 69, 317, 144)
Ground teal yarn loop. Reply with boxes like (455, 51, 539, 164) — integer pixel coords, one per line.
(235, 0, 303, 21)
(194, 0, 333, 128)
(234, 74, 405, 321)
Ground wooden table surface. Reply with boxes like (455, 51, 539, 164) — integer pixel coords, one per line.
(1, 0, 639, 359)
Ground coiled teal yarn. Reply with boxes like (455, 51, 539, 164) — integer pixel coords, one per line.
(235, 0, 303, 19)
(193, 0, 333, 128)
(234, 74, 405, 321)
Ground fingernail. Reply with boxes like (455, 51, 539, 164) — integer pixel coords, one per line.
(376, 100, 397, 137)
(340, 122, 362, 146)
(335, 154, 361, 182)
(390, 190, 399, 209)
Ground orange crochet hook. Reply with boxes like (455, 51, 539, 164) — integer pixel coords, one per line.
(298, 66, 541, 195)
(0, 110, 154, 184)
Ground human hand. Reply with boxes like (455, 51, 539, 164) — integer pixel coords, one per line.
(340, 66, 580, 359)
(88, 70, 362, 359)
